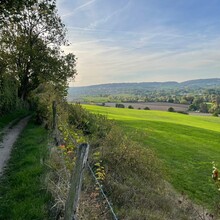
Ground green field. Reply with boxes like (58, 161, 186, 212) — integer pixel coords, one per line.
(84, 104, 220, 208)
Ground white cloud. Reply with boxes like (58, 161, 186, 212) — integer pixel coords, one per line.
(62, 31, 220, 86)
(57, 1, 220, 86)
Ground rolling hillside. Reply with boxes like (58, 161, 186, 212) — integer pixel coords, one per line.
(68, 78, 220, 101)
(84, 105, 220, 208)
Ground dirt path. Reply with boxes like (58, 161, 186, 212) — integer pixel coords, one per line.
(0, 116, 31, 176)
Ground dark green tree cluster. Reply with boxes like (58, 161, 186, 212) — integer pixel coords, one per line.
(0, 0, 77, 115)
(115, 103, 125, 108)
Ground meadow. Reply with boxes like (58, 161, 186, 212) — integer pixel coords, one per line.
(84, 104, 220, 209)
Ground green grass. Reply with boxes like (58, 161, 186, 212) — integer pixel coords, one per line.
(0, 120, 51, 220)
(84, 105, 220, 208)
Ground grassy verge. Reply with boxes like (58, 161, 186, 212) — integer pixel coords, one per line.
(0, 119, 51, 220)
(0, 109, 30, 131)
(85, 105, 220, 209)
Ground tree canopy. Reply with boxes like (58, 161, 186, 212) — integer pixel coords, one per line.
(0, 0, 77, 106)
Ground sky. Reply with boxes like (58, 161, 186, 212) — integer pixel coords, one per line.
(56, 0, 220, 87)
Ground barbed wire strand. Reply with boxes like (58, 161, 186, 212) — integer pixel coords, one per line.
(56, 114, 118, 220)
(88, 164, 118, 220)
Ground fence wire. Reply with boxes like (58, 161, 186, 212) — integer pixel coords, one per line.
(56, 113, 118, 220)
(88, 164, 118, 220)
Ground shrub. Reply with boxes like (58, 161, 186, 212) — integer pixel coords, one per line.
(116, 103, 125, 108)
(144, 106, 150, 110)
(128, 105, 134, 109)
(68, 104, 112, 137)
(168, 107, 175, 112)
(213, 112, 219, 117)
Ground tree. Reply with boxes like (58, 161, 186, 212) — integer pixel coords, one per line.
(116, 103, 125, 108)
(128, 105, 134, 109)
(168, 107, 175, 112)
(199, 103, 208, 113)
(0, 0, 76, 100)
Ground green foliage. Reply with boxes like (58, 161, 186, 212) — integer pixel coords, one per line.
(0, 109, 29, 131)
(115, 103, 125, 108)
(168, 106, 175, 112)
(29, 83, 66, 126)
(0, 74, 23, 115)
(68, 104, 112, 137)
(144, 106, 150, 110)
(0, 0, 77, 101)
(213, 112, 219, 117)
(128, 105, 134, 109)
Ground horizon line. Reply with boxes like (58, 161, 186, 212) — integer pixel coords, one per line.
(69, 77, 220, 88)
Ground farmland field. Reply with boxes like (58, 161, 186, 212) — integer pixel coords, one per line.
(101, 102, 189, 112)
(84, 104, 220, 208)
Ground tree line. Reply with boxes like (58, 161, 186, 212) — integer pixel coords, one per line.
(0, 0, 76, 116)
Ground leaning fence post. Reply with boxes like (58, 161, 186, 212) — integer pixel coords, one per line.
(64, 143, 90, 220)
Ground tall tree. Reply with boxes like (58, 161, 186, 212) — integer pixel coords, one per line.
(0, 0, 76, 100)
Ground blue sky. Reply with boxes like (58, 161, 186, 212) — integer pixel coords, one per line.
(57, 0, 220, 86)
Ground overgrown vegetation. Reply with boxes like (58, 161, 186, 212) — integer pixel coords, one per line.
(0, 120, 50, 220)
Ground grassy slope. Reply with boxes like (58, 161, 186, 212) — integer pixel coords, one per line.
(84, 105, 220, 208)
(0, 119, 50, 220)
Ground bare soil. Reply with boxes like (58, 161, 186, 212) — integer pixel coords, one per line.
(0, 116, 30, 176)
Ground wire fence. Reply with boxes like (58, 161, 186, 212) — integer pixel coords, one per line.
(54, 105, 118, 220)
(88, 164, 118, 220)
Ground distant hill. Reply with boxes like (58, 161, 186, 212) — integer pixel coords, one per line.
(68, 78, 220, 101)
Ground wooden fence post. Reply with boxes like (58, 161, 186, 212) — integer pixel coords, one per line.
(64, 143, 90, 220)
(52, 101, 62, 145)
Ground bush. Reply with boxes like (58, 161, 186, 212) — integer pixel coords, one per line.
(128, 105, 134, 109)
(213, 112, 219, 117)
(144, 106, 150, 110)
(0, 74, 23, 115)
(68, 104, 112, 137)
(168, 107, 175, 112)
(116, 103, 125, 108)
